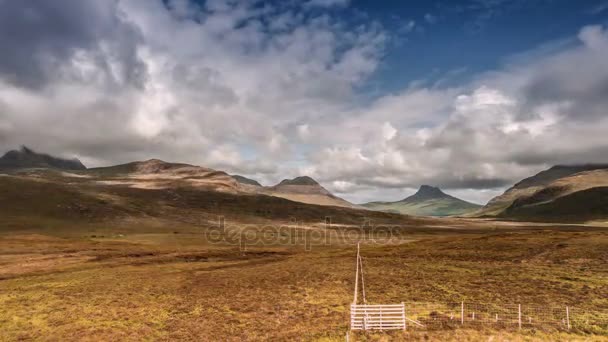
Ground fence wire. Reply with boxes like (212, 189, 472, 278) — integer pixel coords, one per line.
(403, 302, 608, 333)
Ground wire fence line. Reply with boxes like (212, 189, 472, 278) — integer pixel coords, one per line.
(349, 246, 607, 334)
(403, 302, 608, 333)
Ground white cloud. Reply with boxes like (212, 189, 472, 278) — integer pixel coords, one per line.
(297, 124, 311, 141)
(305, 0, 350, 8)
(424, 13, 437, 24)
(0, 0, 384, 172)
(400, 20, 416, 33)
(301, 25, 608, 203)
(381, 122, 397, 141)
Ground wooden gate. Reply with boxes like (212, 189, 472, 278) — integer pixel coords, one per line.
(350, 303, 407, 331)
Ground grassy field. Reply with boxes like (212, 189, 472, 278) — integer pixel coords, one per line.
(1, 172, 607, 341)
(1, 222, 607, 341)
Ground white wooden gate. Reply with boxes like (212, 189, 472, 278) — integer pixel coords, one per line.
(350, 243, 409, 331)
(350, 303, 407, 331)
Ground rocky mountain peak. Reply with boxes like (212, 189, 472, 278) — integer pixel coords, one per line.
(0, 146, 86, 170)
(405, 185, 449, 201)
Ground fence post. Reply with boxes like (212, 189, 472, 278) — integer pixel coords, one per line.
(566, 306, 571, 330)
(402, 302, 407, 331)
(461, 302, 464, 325)
(518, 304, 522, 330)
(353, 243, 359, 305)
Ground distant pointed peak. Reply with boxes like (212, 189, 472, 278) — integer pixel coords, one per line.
(277, 176, 319, 186)
(418, 184, 445, 194)
(0, 146, 86, 170)
(418, 184, 441, 192)
(402, 185, 449, 201)
(20, 145, 35, 154)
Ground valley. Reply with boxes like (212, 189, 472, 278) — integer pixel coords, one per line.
(1, 147, 608, 341)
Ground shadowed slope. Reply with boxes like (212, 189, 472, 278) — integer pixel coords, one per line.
(498, 169, 608, 222)
(362, 185, 481, 217)
(0, 171, 424, 231)
(0, 146, 86, 171)
(474, 164, 608, 217)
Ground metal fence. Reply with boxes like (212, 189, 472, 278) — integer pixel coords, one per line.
(403, 302, 608, 332)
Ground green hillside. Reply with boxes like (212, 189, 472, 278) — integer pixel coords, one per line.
(473, 164, 608, 217)
(362, 185, 481, 217)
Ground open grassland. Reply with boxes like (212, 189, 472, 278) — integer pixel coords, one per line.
(1, 222, 607, 341)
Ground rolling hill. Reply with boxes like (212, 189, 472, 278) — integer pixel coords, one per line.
(266, 176, 357, 208)
(0, 168, 423, 231)
(229, 174, 358, 208)
(362, 185, 481, 217)
(497, 169, 608, 222)
(473, 164, 608, 220)
(88, 159, 243, 193)
(0, 145, 357, 210)
(0, 151, 414, 228)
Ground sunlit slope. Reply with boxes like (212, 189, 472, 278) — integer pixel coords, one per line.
(267, 176, 358, 209)
(499, 169, 608, 222)
(474, 164, 608, 217)
(0, 170, 423, 230)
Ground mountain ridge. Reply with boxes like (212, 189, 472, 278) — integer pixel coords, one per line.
(268, 176, 357, 208)
(3, 147, 355, 209)
(0, 146, 86, 171)
(231, 174, 262, 187)
(473, 164, 608, 217)
(479, 167, 608, 222)
(276, 176, 319, 186)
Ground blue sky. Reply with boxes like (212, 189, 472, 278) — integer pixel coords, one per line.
(352, 0, 608, 94)
(2, 0, 608, 204)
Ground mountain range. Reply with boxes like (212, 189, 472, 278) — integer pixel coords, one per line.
(232, 174, 359, 208)
(2, 146, 608, 222)
(361, 185, 482, 217)
(0, 153, 421, 229)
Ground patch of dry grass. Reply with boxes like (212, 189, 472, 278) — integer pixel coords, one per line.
(0, 227, 607, 341)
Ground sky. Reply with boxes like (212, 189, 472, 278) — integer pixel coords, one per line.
(1, 0, 608, 204)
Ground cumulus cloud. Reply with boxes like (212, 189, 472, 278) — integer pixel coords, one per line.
(0, 0, 385, 171)
(302, 25, 608, 202)
(0, 1, 607, 204)
(0, 0, 146, 90)
(305, 0, 351, 8)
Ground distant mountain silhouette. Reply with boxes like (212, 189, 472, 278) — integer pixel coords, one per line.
(0, 146, 86, 171)
(362, 185, 481, 217)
